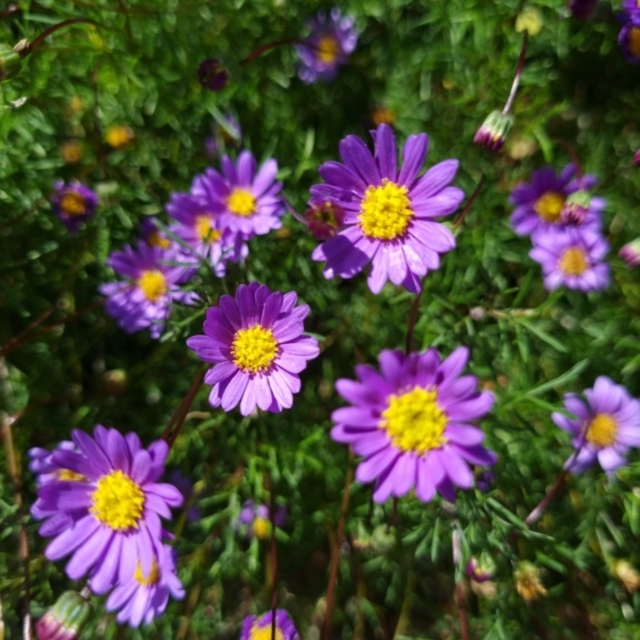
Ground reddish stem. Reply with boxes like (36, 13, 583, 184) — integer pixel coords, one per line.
(239, 38, 301, 66)
(502, 30, 529, 116)
(454, 176, 485, 228)
(0, 304, 56, 357)
(162, 367, 204, 446)
(266, 474, 279, 640)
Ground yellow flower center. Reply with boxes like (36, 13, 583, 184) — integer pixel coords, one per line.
(231, 325, 279, 374)
(534, 191, 565, 222)
(250, 625, 284, 640)
(317, 35, 339, 64)
(59, 192, 87, 217)
(227, 188, 257, 217)
(380, 387, 448, 454)
(134, 559, 160, 586)
(253, 517, 270, 539)
(630, 28, 640, 58)
(137, 270, 167, 303)
(106, 125, 133, 148)
(147, 230, 171, 250)
(57, 469, 87, 482)
(359, 179, 413, 241)
(586, 413, 618, 448)
(559, 247, 588, 276)
(91, 470, 144, 531)
(195, 214, 223, 243)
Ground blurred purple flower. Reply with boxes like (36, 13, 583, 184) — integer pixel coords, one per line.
(51, 181, 98, 233)
(619, 12, 640, 64)
(198, 58, 229, 91)
(237, 499, 287, 539)
(619, 238, 640, 267)
(139, 218, 171, 250)
(240, 610, 299, 640)
(569, 0, 598, 20)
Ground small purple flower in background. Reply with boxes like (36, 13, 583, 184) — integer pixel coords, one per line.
(140, 218, 171, 250)
(198, 58, 229, 91)
(331, 347, 496, 503)
(552, 376, 640, 473)
(237, 499, 286, 539)
(187, 282, 320, 416)
(466, 554, 496, 583)
(51, 181, 99, 233)
(99, 243, 198, 339)
(240, 610, 300, 640)
(476, 470, 494, 493)
(192, 150, 285, 239)
(619, 238, 640, 267)
(529, 228, 609, 292)
(311, 123, 464, 294)
(305, 199, 345, 240)
(296, 8, 358, 84)
(619, 11, 640, 64)
(569, 0, 598, 20)
(168, 470, 200, 522)
(205, 136, 217, 158)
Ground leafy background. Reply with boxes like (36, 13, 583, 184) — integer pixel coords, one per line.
(2, 0, 640, 638)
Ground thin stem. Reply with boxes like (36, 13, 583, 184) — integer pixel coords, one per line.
(0, 4, 18, 21)
(283, 196, 307, 225)
(0, 304, 56, 357)
(502, 31, 529, 116)
(266, 474, 279, 640)
(23, 18, 103, 56)
(405, 289, 423, 354)
(558, 140, 584, 182)
(452, 528, 469, 640)
(163, 367, 205, 446)
(239, 38, 302, 66)
(454, 176, 485, 228)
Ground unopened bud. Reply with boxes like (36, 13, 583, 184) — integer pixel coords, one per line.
(473, 110, 513, 152)
(305, 200, 345, 240)
(560, 190, 591, 225)
(198, 58, 229, 91)
(619, 238, 640, 268)
(514, 561, 547, 603)
(0, 43, 23, 82)
(36, 591, 92, 640)
(466, 553, 496, 583)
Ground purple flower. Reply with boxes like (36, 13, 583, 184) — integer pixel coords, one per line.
(240, 610, 299, 640)
(140, 218, 171, 250)
(529, 228, 610, 292)
(103, 542, 184, 627)
(99, 242, 198, 339)
(198, 58, 229, 91)
(619, 237, 640, 267)
(51, 181, 99, 233)
(569, 0, 598, 20)
(32, 426, 184, 594)
(311, 124, 464, 294)
(331, 347, 496, 503)
(466, 555, 495, 583)
(509, 164, 604, 237)
(187, 283, 320, 416)
(305, 199, 345, 240)
(619, 12, 640, 64)
(552, 376, 640, 473)
(622, 1, 640, 17)
(237, 499, 287, 539)
(296, 8, 358, 84)
(191, 151, 284, 239)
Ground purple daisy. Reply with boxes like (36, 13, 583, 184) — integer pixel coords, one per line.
(103, 542, 184, 627)
(99, 242, 198, 339)
(240, 610, 299, 640)
(552, 376, 640, 473)
(191, 151, 284, 239)
(296, 8, 358, 84)
(331, 347, 496, 503)
(311, 123, 465, 294)
(51, 181, 99, 233)
(187, 283, 320, 416)
(529, 228, 610, 292)
(140, 218, 171, 251)
(619, 12, 640, 64)
(33, 426, 183, 594)
(237, 499, 287, 539)
(509, 164, 604, 237)
(166, 191, 247, 276)
(622, 0, 640, 17)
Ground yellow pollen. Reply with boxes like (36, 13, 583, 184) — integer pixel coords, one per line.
(147, 230, 171, 250)
(381, 387, 448, 454)
(317, 36, 339, 64)
(57, 469, 87, 482)
(630, 28, 640, 57)
(227, 188, 257, 217)
(359, 179, 413, 241)
(231, 325, 279, 374)
(90, 470, 144, 531)
(253, 517, 270, 539)
(195, 214, 222, 243)
(586, 414, 618, 448)
(250, 625, 284, 640)
(559, 247, 588, 276)
(137, 270, 167, 303)
(134, 559, 160, 586)
(534, 191, 565, 222)
(59, 192, 86, 217)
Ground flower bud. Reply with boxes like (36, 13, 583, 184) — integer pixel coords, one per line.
(473, 110, 513, 152)
(560, 190, 591, 225)
(305, 200, 345, 240)
(619, 238, 640, 268)
(514, 561, 547, 603)
(0, 43, 23, 83)
(36, 591, 92, 640)
(198, 58, 229, 91)
(466, 553, 496, 583)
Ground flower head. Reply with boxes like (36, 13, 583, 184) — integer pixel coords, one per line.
(187, 283, 320, 416)
(622, 0, 640, 18)
(619, 237, 640, 267)
(466, 553, 496, 583)
(331, 347, 496, 503)
(51, 181, 99, 233)
(311, 124, 464, 294)
(473, 110, 513, 152)
(140, 218, 171, 250)
(296, 9, 358, 84)
(191, 151, 284, 239)
(36, 590, 92, 640)
(552, 376, 640, 474)
(61, 141, 83, 164)
(105, 125, 134, 149)
(99, 242, 198, 339)
(198, 58, 229, 91)
(240, 610, 300, 640)
(619, 12, 640, 64)
(237, 500, 286, 539)
(529, 228, 609, 292)
(305, 199, 345, 240)
(33, 426, 184, 594)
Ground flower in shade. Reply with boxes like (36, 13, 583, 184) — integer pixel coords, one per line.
(529, 228, 609, 292)
(165, 191, 248, 276)
(33, 425, 184, 594)
(191, 150, 284, 239)
(198, 58, 229, 91)
(296, 9, 358, 84)
(622, 0, 640, 15)
(619, 12, 640, 64)
(61, 141, 83, 164)
(514, 562, 547, 602)
(551, 376, 640, 474)
(51, 181, 99, 233)
(105, 125, 134, 149)
(140, 218, 171, 250)
(237, 499, 286, 539)
(311, 123, 464, 294)
(473, 110, 513, 152)
(619, 237, 640, 267)
(569, 0, 598, 20)
(509, 164, 603, 237)
(99, 242, 198, 339)
(331, 347, 496, 503)
(187, 282, 320, 415)
(305, 199, 345, 240)
(104, 542, 184, 627)
(240, 610, 299, 640)
(36, 590, 92, 640)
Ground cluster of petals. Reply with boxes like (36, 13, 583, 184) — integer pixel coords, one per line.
(331, 347, 496, 503)
(237, 499, 287, 539)
(552, 376, 640, 474)
(51, 180, 99, 233)
(31, 426, 185, 627)
(311, 123, 465, 294)
(187, 282, 320, 416)
(619, 3, 640, 64)
(240, 609, 300, 640)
